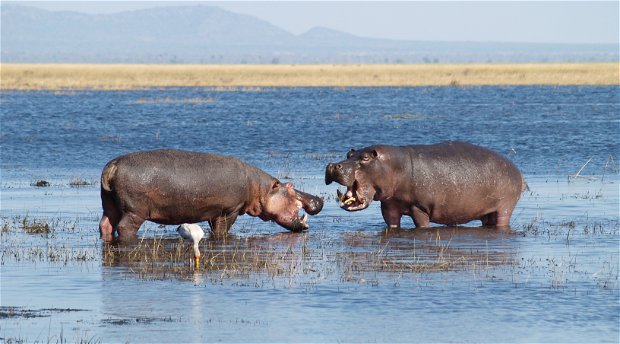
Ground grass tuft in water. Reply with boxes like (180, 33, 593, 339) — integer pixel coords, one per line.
(69, 178, 95, 187)
(20, 216, 52, 234)
(31, 180, 50, 187)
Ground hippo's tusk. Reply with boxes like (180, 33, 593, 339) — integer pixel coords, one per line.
(343, 197, 356, 205)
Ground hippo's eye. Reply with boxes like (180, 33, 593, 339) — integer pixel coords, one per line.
(361, 154, 371, 162)
(347, 149, 356, 159)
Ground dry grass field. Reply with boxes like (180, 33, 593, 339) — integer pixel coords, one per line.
(1, 63, 618, 90)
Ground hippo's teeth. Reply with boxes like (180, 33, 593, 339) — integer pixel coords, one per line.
(343, 196, 356, 205)
(300, 214, 309, 229)
(338, 188, 358, 207)
(336, 189, 344, 201)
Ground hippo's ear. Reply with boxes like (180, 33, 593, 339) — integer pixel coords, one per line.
(271, 180, 280, 189)
(372, 150, 378, 157)
(347, 148, 356, 159)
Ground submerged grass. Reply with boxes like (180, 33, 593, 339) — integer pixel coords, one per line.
(1, 63, 618, 90)
(97, 227, 516, 286)
(0, 307, 87, 319)
(1, 209, 617, 289)
(101, 234, 313, 283)
(1, 215, 98, 264)
(19, 215, 53, 234)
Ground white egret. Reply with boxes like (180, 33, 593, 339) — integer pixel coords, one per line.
(177, 223, 205, 269)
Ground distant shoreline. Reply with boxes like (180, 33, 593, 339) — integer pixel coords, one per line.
(1, 63, 618, 90)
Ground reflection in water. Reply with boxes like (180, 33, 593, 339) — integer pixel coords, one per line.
(337, 227, 517, 282)
(102, 232, 309, 283)
(102, 227, 518, 284)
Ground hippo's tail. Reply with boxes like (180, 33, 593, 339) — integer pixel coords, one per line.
(101, 161, 118, 192)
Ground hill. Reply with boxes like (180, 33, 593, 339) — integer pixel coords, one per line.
(1, 4, 618, 63)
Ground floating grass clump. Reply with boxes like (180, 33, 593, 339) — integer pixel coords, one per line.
(69, 177, 94, 187)
(31, 180, 50, 187)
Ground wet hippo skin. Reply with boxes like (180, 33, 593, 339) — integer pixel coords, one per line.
(325, 141, 526, 229)
(99, 149, 323, 241)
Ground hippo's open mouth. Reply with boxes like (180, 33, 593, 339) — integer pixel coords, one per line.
(336, 181, 370, 211)
(279, 206, 309, 232)
(296, 209, 309, 230)
(288, 188, 322, 231)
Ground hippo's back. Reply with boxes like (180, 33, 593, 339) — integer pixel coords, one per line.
(404, 141, 524, 203)
(101, 149, 259, 200)
(405, 141, 522, 180)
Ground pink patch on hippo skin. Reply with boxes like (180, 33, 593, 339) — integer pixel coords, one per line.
(262, 181, 309, 231)
(99, 215, 114, 236)
(99, 215, 114, 239)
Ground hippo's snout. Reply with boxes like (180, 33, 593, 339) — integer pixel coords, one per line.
(325, 163, 337, 185)
(325, 162, 355, 186)
(295, 189, 324, 215)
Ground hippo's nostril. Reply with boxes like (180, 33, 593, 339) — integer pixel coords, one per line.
(336, 164, 342, 170)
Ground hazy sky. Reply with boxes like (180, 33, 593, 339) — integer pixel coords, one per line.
(7, 1, 620, 44)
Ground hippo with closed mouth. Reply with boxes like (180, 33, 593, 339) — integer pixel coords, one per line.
(325, 141, 525, 229)
(99, 149, 323, 241)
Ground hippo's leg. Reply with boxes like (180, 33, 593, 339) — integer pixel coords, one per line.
(495, 215, 511, 227)
(208, 212, 238, 238)
(481, 208, 513, 227)
(494, 207, 514, 227)
(100, 191, 120, 241)
(410, 206, 430, 228)
(380, 202, 402, 228)
(99, 214, 118, 242)
(480, 213, 497, 226)
(116, 212, 144, 240)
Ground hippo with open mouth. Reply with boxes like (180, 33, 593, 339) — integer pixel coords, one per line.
(99, 149, 323, 241)
(325, 141, 526, 229)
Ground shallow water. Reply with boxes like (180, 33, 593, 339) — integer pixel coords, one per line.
(1, 86, 619, 342)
